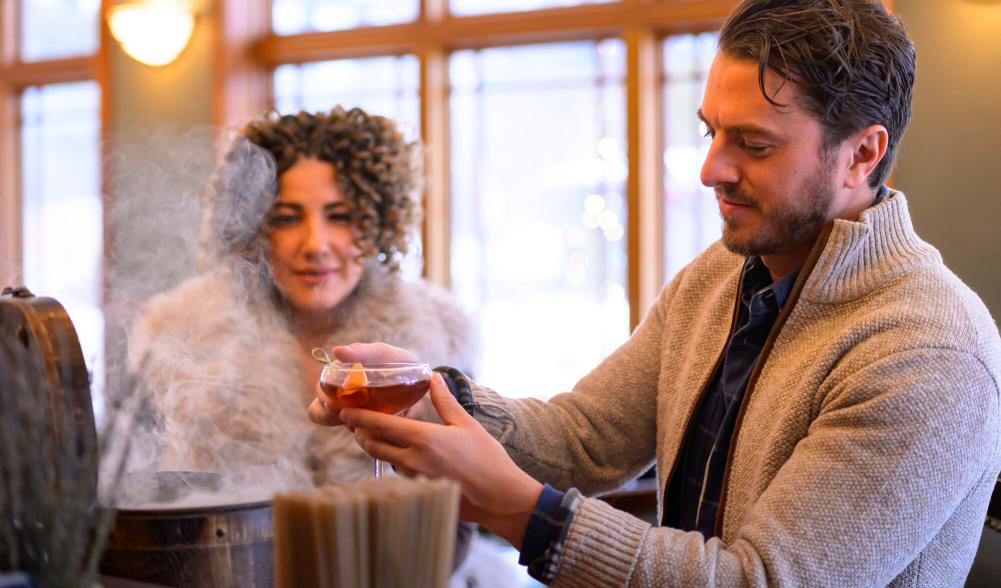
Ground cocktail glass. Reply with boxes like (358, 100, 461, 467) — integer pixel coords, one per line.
(317, 359, 432, 479)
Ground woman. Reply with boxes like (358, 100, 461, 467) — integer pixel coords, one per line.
(128, 107, 476, 489)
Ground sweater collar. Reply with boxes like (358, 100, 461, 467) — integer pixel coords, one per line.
(798, 190, 943, 304)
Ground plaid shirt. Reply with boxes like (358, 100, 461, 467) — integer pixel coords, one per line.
(664, 256, 798, 537)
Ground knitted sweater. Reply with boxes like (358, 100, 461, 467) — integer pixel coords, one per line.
(473, 191, 1001, 586)
(128, 265, 476, 488)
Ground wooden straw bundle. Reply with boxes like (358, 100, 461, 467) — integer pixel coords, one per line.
(274, 476, 460, 588)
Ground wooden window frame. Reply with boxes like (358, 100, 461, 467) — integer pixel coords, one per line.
(0, 0, 105, 288)
(244, 0, 738, 331)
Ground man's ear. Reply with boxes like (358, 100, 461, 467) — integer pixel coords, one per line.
(844, 124, 888, 189)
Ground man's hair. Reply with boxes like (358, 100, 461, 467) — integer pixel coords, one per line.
(719, 0, 916, 187)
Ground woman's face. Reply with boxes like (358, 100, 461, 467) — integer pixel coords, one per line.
(267, 157, 364, 317)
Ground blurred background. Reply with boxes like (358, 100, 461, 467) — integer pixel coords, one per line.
(1, 0, 999, 413)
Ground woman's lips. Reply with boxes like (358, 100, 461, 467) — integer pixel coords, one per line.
(294, 268, 339, 285)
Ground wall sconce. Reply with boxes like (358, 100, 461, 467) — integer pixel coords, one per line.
(108, 0, 196, 67)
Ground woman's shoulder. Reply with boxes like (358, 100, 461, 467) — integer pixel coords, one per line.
(136, 272, 235, 331)
(129, 271, 264, 364)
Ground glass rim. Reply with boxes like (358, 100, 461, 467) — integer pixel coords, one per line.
(323, 361, 431, 372)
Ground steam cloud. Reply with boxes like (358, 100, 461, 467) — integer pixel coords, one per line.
(100, 124, 344, 509)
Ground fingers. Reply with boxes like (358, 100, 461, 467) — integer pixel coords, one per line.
(428, 374, 477, 427)
(307, 397, 344, 426)
(350, 424, 424, 476)
(332, 342, 418, 364)
(340, 407, 427, 448)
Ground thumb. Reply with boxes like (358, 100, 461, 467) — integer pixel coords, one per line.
(429, 373, 475, 427)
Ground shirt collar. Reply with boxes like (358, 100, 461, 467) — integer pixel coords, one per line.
(741, 257, 800, 309)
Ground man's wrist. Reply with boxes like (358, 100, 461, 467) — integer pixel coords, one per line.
(483, 477, 544, 548)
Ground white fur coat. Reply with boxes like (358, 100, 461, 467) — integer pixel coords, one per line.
(127, 265, 476, 489)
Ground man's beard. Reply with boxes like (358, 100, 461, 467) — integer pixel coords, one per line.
(717, 162, 835, 258)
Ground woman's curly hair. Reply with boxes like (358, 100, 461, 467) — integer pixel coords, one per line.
(207, 107, 422, 274)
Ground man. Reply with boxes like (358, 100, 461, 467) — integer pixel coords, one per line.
(310, 0, 1001, 585)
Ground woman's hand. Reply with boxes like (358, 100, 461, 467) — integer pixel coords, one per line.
(340, 373, 543, 547)
(307, 342, 420, 427)
(333, 342, 418, 364)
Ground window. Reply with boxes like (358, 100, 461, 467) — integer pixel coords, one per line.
(663, 33, 720, 281)
(272, 0, 419, 34)
(273, 55, 420, 137)
(450, 0, 614, 17)
(261, 1, 731, 401)
(1, 1, 103, 409)
(20, 82, 104, 394)
(450, 40, 628, 397)
(19, 0, 99, 61)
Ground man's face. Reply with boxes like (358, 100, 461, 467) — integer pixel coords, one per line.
(699, 53, 844, 264)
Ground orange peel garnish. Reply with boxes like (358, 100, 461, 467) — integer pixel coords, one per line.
(338, 363, 370, 407)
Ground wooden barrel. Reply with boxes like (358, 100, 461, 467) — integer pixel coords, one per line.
(100, 499, 274, 588)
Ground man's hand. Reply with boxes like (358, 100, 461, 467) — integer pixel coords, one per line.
(340, 373, 543, 547)
(307, 342, 420, 427)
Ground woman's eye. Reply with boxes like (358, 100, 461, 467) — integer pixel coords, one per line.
(268, 214, 299, 227)
(328, 213, 352, 224)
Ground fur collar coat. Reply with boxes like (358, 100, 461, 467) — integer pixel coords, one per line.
(128, 265, 476, 489)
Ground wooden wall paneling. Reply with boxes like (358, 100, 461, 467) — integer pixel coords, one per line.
(0, 0, 20, 280)
(418, 45, 450, 287)
(625, 23, 664, 331)
(0, 81, 20, 282)
(213, 0, 271, 130)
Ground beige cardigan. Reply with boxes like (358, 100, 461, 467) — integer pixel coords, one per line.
(473, 192, 1001, 586)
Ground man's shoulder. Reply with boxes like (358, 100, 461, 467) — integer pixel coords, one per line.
(867, 262, 1000, 364)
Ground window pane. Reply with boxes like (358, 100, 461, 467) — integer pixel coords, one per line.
(20, 0, 99, 61)
(450, 0, 613, 17)
(272, 0, 419, 35)
(451, 40, 628, 400)
(273, 55, 423, 277)
(663, 32, 719, 281)
(21, 81, 104, 406)
(273, 55, 420, 138)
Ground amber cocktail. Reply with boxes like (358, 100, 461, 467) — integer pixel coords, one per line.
(318, 361, 432, 479)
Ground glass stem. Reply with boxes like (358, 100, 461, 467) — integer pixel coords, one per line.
(373, 458, 386, 480)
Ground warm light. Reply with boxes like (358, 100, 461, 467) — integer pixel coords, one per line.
(108, 1, 195, 67)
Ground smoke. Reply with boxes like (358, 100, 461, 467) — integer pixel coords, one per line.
(99, 123, 361, 510)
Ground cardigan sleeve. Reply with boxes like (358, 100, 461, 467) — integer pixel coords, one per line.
(547, 348, 999, 587)
(469, 270, 682, 496)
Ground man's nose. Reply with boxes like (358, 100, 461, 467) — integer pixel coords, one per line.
(700, 138, 739, 188)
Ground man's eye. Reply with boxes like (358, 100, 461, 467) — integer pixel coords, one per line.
(744, 144, 770, 155)
(328, 213, 352, 224)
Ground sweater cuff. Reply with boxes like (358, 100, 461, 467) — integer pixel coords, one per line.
(518, 485, 577, 583)
(550, 496, 649, 588)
